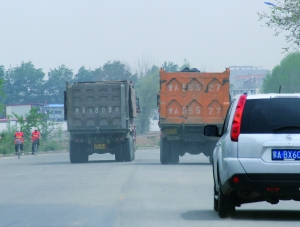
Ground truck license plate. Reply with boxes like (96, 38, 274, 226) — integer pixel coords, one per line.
(165, 128, 177, 135)
(94, 144, 106, 149)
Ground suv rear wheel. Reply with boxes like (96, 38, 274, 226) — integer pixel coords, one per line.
(218, 186, 235, 218)
(213, 184, 218, 212)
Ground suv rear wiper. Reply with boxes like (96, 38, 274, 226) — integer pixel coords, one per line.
(273, 125, 300, 132)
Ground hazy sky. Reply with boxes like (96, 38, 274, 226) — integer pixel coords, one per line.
(1, 0, 287, 74)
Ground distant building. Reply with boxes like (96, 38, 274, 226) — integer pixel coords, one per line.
(44, 104, 64, 121)
(5, 104, 45, 120)
(229, 87, 260, 97)
(150, 112, 160, 131)
(229, 66, 270, 97)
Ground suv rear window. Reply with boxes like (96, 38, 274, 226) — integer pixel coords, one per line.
(241, 98, 300, 133)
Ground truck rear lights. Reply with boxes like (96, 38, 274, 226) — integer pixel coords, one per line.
(231, 94, 247, 141)
(75, 139, 83, 143)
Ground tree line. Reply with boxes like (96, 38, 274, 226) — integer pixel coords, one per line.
(258, 0, 300, 52)
(0, 60, 189, 134)
(258, 0, 300, 92)
(0, 61, 139, 105)
(1, 53, 299, 134)
(260, 52, 300, 93)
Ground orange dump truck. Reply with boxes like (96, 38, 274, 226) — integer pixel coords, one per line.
(158, 68, 230, 164)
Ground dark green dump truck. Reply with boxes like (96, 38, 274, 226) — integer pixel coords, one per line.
(64, 80, 139, 163)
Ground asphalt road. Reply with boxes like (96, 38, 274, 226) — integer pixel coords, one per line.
(0, 149, 299, 227)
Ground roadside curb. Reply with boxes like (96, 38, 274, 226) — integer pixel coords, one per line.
(0, 150, 68, 158)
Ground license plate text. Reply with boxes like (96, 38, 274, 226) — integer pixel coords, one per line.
(94, 144, 106, 149)
(272, 150, 300, 160)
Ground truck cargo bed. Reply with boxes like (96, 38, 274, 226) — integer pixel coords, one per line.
(159, 68, 230, 126)
(65, 81, 131, 132)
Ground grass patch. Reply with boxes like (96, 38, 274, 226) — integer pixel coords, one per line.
(135, 133, 160, 148)
(40, 141, 67, 151)
(0, 123, 69, 155)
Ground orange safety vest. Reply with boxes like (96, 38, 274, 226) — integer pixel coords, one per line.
(14, 132, 24, 144)
(31, 131, 41, 142)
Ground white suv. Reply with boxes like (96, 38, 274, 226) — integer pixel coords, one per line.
(204, 93, 300, 218)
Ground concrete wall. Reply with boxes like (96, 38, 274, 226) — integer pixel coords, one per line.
(1, 120, 158, 133)
(6, 105, 31, 118)
(0, 121, 68, 132)
(0, 121, 20, 131)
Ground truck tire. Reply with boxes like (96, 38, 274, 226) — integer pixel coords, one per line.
(123, 138, 133, 162)
(132, 135, 136, 160)
(132, 145, 136, 160)
(160, 137, 169, 164)
(114, 142, 123, 162)
(129, 136, 135, 161)
(78, 143, 89, 163)
(69, 141, 79, 163)
(170, 140, 179, 164)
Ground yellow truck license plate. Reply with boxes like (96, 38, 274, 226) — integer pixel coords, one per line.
(165, 128, 177, 135)
(94, 144, 106, 149)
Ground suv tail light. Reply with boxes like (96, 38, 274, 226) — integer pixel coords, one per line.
(231, 94, 247, 141)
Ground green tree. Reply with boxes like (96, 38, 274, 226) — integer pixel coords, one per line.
(161, 61, 179, 72)
(45, 65, 74, 103)
(91, 67, 102, 81)
(10, 108, 63, 153)
(135, 66, 160, 134)
(258, 0, 300, 51)
(73, 66, 95, 82)
(0, 65, 4, 80)
(261, 52, 300, 93)
(179, 58, 191, 71)
(0, 66, 5, 113)
(3, 62, 45, 104)
(11, 108, 47, 139)
(96, 61, 138, 85)
(0, 124, 17, 155)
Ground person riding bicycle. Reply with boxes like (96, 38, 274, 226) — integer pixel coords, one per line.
(31, 128, 41, 155)
(14, 129, 24, 155)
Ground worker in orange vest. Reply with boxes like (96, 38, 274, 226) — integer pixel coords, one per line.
(14, 129, 24, 155)
(31, 128, 41, 155)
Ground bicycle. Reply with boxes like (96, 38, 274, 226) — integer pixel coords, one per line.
(33, 141, 38, 156)
(14, 138, 23, 159)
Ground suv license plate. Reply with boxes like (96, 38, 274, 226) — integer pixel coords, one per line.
(272, 150, 300, 160)
(94, 144, 106, 150)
